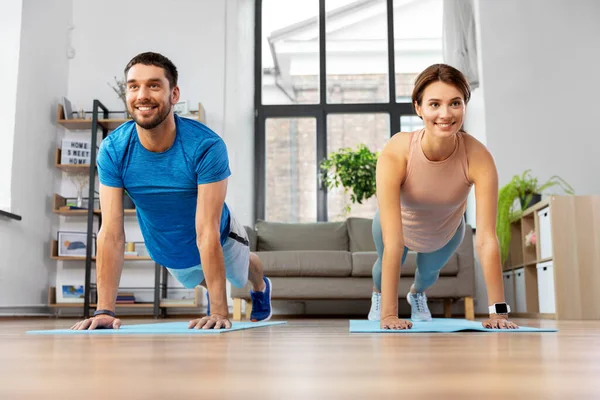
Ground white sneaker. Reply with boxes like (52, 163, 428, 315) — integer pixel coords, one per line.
(368, 292, 381, 321)
(407, 292, 432, 322)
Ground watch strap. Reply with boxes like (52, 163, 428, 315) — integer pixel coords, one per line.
(94, 309, 116, 318)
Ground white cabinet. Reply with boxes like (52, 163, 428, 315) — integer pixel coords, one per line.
(514, 268, 527, 313)
(503, 270, 515, 309)
(537, 207, 552, 259)
(536, 261, 556, 314)
(506, 196, 600, 320)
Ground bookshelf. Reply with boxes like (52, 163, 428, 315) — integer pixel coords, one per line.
(502, 195, 600, 320)
(52, 100, 208, 317)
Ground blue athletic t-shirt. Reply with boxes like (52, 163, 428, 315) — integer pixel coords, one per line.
(97, 114, 231, 269)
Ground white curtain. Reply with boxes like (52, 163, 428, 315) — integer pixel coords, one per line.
(442, 0, 479, 89)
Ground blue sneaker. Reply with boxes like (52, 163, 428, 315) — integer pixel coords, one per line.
(250, 277, 272, 322)
(206, 291, 210, 316)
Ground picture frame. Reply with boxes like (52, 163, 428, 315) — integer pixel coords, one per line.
(56, 283, 85, 303)
(173, 100, 189, 115)
(62, 96, 74, 120)
(57, 231, 96, 257)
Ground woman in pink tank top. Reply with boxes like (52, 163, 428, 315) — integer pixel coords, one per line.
(370, 64, 518, 330)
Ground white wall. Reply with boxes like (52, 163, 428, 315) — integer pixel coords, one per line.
(477, 0, 600, 193)
(0, 1, 23, 211)
(67, 0, 254, 225)
(222, 0, 256, 225)
(68, 0, 226, 135)
(467, 0, 600, 315)
(0, 0, 72, 309)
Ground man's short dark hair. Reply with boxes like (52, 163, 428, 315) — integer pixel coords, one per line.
(124, 52, 178, 88)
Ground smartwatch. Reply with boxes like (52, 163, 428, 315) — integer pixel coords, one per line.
(488, 302, 511, 315)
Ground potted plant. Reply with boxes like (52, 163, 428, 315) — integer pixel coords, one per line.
(108, 76, 129, 118)
(319, 144, 378, 216)
(496, 169, 574, 264)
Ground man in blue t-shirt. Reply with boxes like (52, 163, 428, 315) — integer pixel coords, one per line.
(71, 52, 272, 330)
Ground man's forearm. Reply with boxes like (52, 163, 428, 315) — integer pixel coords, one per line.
(96, 232, 125, 312)
(198, 238, 227, 317)
(476, 240, 505, 307)
(381, 246, 404, 319)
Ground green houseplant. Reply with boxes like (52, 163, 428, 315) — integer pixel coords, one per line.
(319, 144, 379, 216)
(497, 170, 574, 264)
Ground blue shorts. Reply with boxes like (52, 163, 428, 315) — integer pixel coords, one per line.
(166, 212, 250, 289)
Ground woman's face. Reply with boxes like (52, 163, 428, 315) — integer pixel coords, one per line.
(414, 81, 466, 139)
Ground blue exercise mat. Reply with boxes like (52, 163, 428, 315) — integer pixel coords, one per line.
(350, 318, 557, 333)
(27, 321, 287, 335)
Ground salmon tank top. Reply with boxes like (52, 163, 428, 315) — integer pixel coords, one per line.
(400, 129, 473, 252)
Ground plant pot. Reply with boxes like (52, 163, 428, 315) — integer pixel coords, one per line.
(123, 193, 135, 210)
(520, 193, 542, 210)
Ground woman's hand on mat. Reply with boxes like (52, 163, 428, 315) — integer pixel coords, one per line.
(70, 315, 122, 330)
(482, 314, 519, 329)
(188, 315, 232, 330)
(380, 316, 413, 330)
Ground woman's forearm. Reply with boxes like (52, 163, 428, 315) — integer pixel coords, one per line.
(476, 240, 505, 306)
(380, 246, 404, 319)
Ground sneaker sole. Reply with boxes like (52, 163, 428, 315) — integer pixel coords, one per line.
(252, 277, 273, 322)
(367, 313, 380, 321)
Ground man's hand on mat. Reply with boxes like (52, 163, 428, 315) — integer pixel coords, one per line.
(70, 315, 122, 330)
(482, 314, 519, 329)
(380, 316, 413, 330)
(188, 314, 232, 330)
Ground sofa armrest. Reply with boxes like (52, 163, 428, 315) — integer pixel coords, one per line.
(244, 225, 257, 252)
(454, 224, 475, 297)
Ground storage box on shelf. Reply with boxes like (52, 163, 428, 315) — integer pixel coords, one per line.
(502, 195, 600, 320)
(51, 101, 208, 317)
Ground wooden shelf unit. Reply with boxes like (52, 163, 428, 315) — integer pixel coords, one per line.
(52, 101, 206, 317)
(502, 195, 600, 320)
(48, 287, 200, 309)
(57, 102, 207, 130)
(52, 193, 136, 216)
(51, 240, 151, 261)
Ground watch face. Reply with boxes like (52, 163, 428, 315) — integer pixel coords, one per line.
(495, 303, 509, 314)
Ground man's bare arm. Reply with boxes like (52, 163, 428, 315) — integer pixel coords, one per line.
(196, 179, 229, 319)
(96, 184, 125, 312)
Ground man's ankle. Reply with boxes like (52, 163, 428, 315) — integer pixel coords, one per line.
(252, 280, 266, 293)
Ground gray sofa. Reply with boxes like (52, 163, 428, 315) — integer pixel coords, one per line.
(231, 217, 475, 321)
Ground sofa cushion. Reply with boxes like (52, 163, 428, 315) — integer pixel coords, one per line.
(256, 251, 352, 277)
(351, 251, 460, 277)
(255, 220, 349, 251)
(346, 217, 376, 252)
(244, 226, 257, 252)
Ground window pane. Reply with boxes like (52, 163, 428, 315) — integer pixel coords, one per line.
(262, 0, 320, 105)
(326, 113, 390, 221)
(400, 115, 424, 132)
(326, 0, 389, 104)
(265, 118, 317, 222)
(394, 0, 443, 102)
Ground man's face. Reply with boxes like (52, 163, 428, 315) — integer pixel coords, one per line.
(125, 64, 179, 130)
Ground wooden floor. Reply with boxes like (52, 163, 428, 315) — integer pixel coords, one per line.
(1, 317, 599, 399)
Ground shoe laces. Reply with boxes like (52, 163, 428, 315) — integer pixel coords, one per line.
(373, 293, 381, 311)
(413, 293, 428, 313)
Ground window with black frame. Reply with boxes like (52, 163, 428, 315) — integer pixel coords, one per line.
(255, 0, 443, 222)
